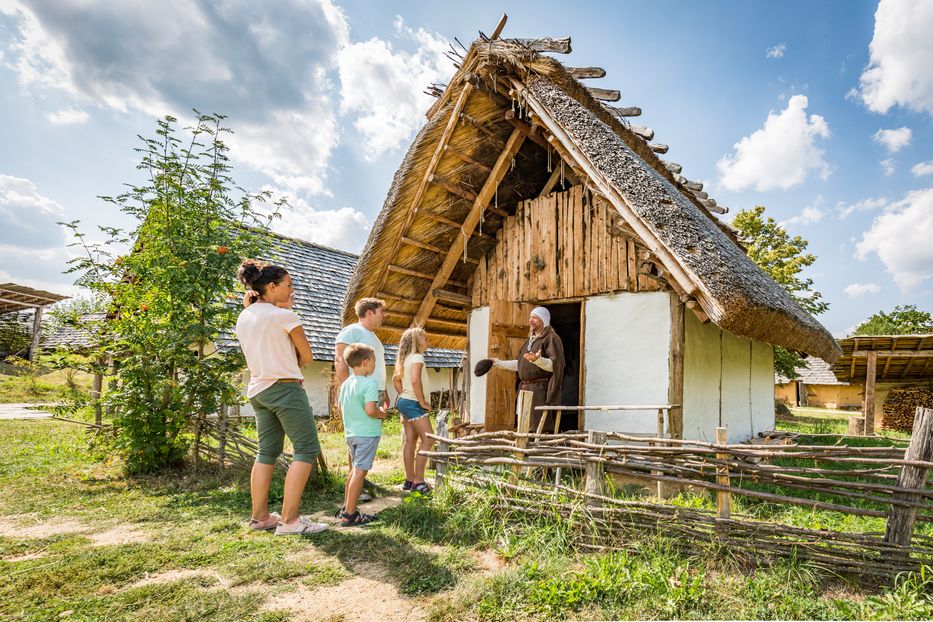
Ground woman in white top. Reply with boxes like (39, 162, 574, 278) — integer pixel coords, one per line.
(392, 327, 435, 494)
(236, 259, 327, 535)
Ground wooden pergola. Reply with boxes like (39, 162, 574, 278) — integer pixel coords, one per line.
(0, 283, 68, 361)
(831, 335, 933, 433)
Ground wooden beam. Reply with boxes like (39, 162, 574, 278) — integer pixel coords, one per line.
(444, 144, 491, 173)
(377, 291, 469, 315)
(385, 311, 466, 331)
(852, 350, 931, 358)
(513, 37, 572, 54)
(630, 124, 654, 140)
(668, 297, 685, 439)
(412, 128, 527, 326)
(429, 173, 477, 202)
(387, 264, 467, 288)
(381, 322, 465, 340)
(401, 236, 479, 265)
(662, 161, 683, 174)
(606, 105, 641, 117)
(587, 87, 621, 102)
(648, 143, 669, 154)
(503, 110, 549, 150)
(567, 66, 606, 79)
(863, 350, 878, 434)
(433, 288, 472, 306)
(375, 83, 473, 294)
(490, 13, 508, 40)
(414, 208, 494, 239)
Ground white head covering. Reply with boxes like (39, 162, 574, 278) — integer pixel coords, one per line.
(530, 306, 551, 327)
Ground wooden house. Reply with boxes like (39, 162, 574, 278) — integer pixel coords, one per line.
(342, 25, 840, 443)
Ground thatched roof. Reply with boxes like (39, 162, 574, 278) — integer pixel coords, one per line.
(342, 33, 840, 363)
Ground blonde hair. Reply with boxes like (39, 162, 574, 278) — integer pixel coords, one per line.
(344, 343, 375, 368)
(393, 327, 427, 380)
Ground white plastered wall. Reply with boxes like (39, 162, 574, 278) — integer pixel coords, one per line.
(468, 306, 490, 424)
(683, 312, 775, 443)
(583, 292, 671, 434)
(239, 361, 332, 418)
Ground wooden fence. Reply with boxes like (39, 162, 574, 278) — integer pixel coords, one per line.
(426, 402, 933, 579)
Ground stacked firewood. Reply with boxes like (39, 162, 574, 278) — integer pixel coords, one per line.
(883, 386, 933, 432)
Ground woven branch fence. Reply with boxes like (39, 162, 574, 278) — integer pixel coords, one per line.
(426, 405, 933, 579)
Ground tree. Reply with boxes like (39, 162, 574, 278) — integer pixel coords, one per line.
(731, 206, 829, 380)
(853, 305, 933, 336)
(64, 113, 281, 474)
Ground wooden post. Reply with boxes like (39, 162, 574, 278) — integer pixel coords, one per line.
(28, 307, 43, 362)
(715, 426, 732, 521)
(883, 407, 933, 550)
(218, 404, 228, 468)
(511, 390, 533, 481)
(584, 429, 607, 506)
(863, 351, 878, 434)
(434, 411, 450, 490)
(847, 415, 865, 436)
(91, 355, 105, 427)
(668, 297, 685, 439)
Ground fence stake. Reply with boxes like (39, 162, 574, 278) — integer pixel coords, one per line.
(883, 407, 933, 551)
(715, 426, 731, 521)
(511, 390, 533, 482)
(218, 404, 228, 468)
(585, 429, 607, 507)
(434, 411, 450, 491)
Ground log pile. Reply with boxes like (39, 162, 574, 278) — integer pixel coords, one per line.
(883, 386, 933, 432)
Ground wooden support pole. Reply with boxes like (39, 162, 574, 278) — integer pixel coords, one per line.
(511, 390, 533, 482)
(864, 351, 878, 434)
(584, 429, 607, 506)
(28, 307, 43, 362)
(847, 415, 865, 436)
(433, 288, 472, 306)
(435, 411, 450, 490)
(716, 426, 732, 520)
(884, 407, 933, 551)
(668, 296, 685, 439)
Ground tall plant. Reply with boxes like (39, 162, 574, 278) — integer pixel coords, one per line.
(64, 113, 281, 473)
(732, 206, 829, 380)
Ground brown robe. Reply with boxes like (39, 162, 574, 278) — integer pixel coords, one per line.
(516, 325, 565, 431)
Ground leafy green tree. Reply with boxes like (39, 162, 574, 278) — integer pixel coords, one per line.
(732, 206, 829, 380)
(64, 113, 280, 474)
(853, 305, 933, 336)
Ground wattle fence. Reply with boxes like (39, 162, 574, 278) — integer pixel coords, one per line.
(426, 406, 933, 579)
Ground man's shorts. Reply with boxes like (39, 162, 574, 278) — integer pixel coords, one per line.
(346, 435, 380, 471)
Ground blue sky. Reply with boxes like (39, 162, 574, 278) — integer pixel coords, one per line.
(1, 0, 931, 337)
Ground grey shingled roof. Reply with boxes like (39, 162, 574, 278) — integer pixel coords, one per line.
(221, 232, 463, 368)
(775, 357, 848, 386)
(42, 312, 107, 351)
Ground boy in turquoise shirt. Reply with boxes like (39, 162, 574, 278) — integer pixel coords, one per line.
(337, 343, 387, 527)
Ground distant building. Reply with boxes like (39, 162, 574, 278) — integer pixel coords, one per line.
(775, 357, 861, 410)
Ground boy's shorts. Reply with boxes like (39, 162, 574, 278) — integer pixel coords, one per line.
(346, 436, 380, 471)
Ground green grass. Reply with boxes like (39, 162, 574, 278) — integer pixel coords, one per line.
(1, 417, 931, 621)
(0, 358, 94, 404)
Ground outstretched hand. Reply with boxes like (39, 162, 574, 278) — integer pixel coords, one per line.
(523, 350, 542, 363)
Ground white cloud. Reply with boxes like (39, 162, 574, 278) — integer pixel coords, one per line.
(881, 157, 897, 176)
(844, 282, 881, 298)
(0, 174, 65, 248)
(0, 0, 350, 195)
(836, 196, 888, 219)
(856, 188, 933, 291)
(766, 43, 786, 59)
(46, 107, 88, 125)
(782, 203, 824, 227)
(872, 127, 912, 152)
(260, 187, 371, 253)
(912, 160, 933, 177)
(857, 0, 933, 116)
(337, 17, 450, 160)
(717, 95, 831, 192)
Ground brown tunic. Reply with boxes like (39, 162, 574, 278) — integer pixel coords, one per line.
(516, 325, 565, 430)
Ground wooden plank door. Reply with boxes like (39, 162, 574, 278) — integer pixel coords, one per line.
(485, 299, 534, 431)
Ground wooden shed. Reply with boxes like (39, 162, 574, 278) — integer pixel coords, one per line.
(342, 27, 840, 443)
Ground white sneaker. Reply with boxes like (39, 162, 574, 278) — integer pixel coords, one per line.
(274, 516, 328, 536)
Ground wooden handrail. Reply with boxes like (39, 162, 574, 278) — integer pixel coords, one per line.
(535, 404, 679, 411)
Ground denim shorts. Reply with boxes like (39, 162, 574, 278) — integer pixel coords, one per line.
(396, 397, 428, 421)
(346, 435, 380, 471)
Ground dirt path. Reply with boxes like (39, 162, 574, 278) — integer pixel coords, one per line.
(0, 403, 53, 420)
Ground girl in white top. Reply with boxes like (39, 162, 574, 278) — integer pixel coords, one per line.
(392, 327, 435, 494)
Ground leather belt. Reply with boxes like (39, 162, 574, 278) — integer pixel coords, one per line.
(519, 378, 550, 387)
(276, 378, 303, 384)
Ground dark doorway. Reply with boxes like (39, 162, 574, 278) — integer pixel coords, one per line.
(548, 302, 581, 431)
